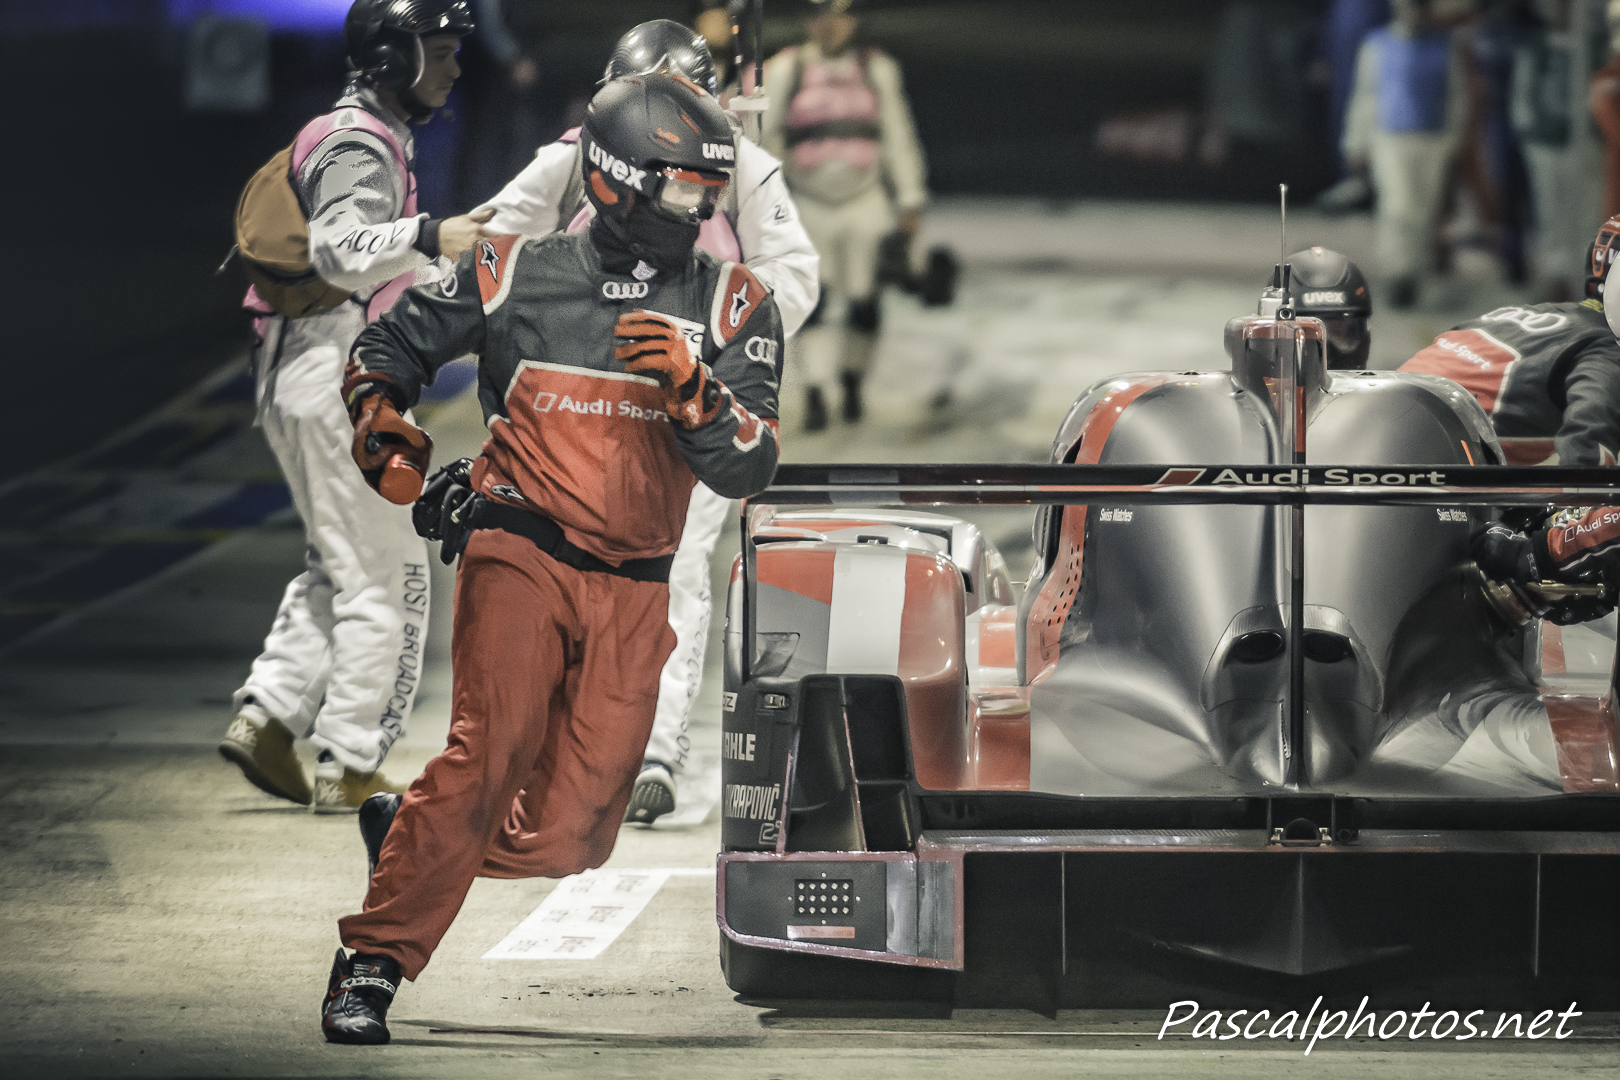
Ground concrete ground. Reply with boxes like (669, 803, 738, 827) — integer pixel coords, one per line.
(3, 200, 1617, 1078)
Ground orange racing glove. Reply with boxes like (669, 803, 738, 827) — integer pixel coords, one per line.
(343, 366, 432, 504)
(613, 310, 724, 429)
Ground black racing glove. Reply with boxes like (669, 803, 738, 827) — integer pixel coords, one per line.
(413, 457, 480, 564)
(1470, 522, 1539, 584)
(1543, 590, 1619, 626)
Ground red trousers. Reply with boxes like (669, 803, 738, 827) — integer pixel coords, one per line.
(339, 527, 675, 979)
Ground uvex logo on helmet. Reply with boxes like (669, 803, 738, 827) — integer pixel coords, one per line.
(1301, 290, 1346, 306)
(702, 142, 735, 162)
(586, 141, 648, 193)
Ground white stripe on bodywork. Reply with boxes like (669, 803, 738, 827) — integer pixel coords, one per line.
(824, 544, 907, 675)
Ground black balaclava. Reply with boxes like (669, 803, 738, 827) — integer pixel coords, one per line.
(589, 197, 702, 277)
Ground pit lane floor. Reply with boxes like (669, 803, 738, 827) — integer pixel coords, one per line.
(3, 200, 1616, 1078)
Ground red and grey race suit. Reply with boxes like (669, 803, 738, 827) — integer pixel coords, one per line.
(1532, 506, 1620, 579)
(337, 231, 782, 978)
(761, 42, 927, 390)
(1399, 300, 1620, 466)
(236, 83, 450, 773)
(476, 123, 816, 779)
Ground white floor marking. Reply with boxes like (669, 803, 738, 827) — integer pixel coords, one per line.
(483, 867, 710, 961)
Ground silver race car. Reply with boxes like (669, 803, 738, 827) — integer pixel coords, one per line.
(716, 277, 1620, 1008)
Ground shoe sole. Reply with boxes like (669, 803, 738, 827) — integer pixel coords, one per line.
(322, 1024, 390, 1045)
(219, 740, 312, 806)
(624, 778, 676, 824)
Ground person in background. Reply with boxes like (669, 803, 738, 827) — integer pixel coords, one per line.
(761, 0, 928, 429)
(1342, 0, 1471, 308)
(453, 0, 540, 208)
(1316, 0, 1393, 200)
(1516, 0, 1606, 300)
(1449, 0, 1530, 287)
(1588, 0, 1620, 218)
(220, 0, 495, 814)
(694, 1, 739, 93)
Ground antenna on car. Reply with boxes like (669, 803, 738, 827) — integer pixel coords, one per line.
(1274, 184, 1294, 319)
(1257, 184, 1294, 319)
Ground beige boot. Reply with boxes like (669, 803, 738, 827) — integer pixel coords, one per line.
(312, 752, 407, 814)
(219, 711, 312, 805)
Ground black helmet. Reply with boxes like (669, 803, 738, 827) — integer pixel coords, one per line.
(1586, 215, 1620, 301)
(603, 20, 720, 97)
(582, 73, 736, 272)
(1286, 246, 1372, 370)
(345, 0, 473, 116)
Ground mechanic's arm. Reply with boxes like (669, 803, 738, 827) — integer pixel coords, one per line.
(303, 136, 432, 291)
(345, 249, 489, 413)
(1553, 342, 1620, 466)
(1474, 507, 1620, 583)
(474, 139, 580, 237)
(869, 52, 927, 214)
(734, 138, 820, 337)
(1536, 507, 1620, 580)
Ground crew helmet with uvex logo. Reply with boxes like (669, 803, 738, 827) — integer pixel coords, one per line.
(581, 72, 736, 230)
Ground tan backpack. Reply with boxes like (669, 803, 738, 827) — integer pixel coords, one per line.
(233, 143, 352, 318)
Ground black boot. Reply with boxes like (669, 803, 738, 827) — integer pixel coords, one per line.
(321, 948, 400, 1045)
(840, 371, 863, 423)
(805, 386, 829, 432)
(359, 792, 401, 877)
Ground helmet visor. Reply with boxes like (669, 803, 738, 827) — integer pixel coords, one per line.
(657, 167, 729, 220)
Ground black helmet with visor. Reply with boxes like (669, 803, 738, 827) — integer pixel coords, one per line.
(1285, 246, 1373, 370)
(581, 73, 736, 273)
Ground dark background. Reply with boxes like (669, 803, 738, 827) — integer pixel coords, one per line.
(0, 0, 1338, 483)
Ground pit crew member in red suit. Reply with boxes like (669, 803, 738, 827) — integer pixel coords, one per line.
(477, 17, 819, 825)
(319, 73, 782, 1044)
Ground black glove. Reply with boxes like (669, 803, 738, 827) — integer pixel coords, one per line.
(1470, 522, 1539, 584)
(413, 457, 480, 564)
(1543, 591, 1618, 626)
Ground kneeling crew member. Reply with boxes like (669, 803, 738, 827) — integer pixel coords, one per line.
(320, 73, 783, 1044)
(1400, 216, 1620, 466)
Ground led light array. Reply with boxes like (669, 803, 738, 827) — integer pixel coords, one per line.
(795, 878, 854, 916)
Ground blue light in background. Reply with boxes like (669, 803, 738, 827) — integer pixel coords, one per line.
(167, 0, 352, 32)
